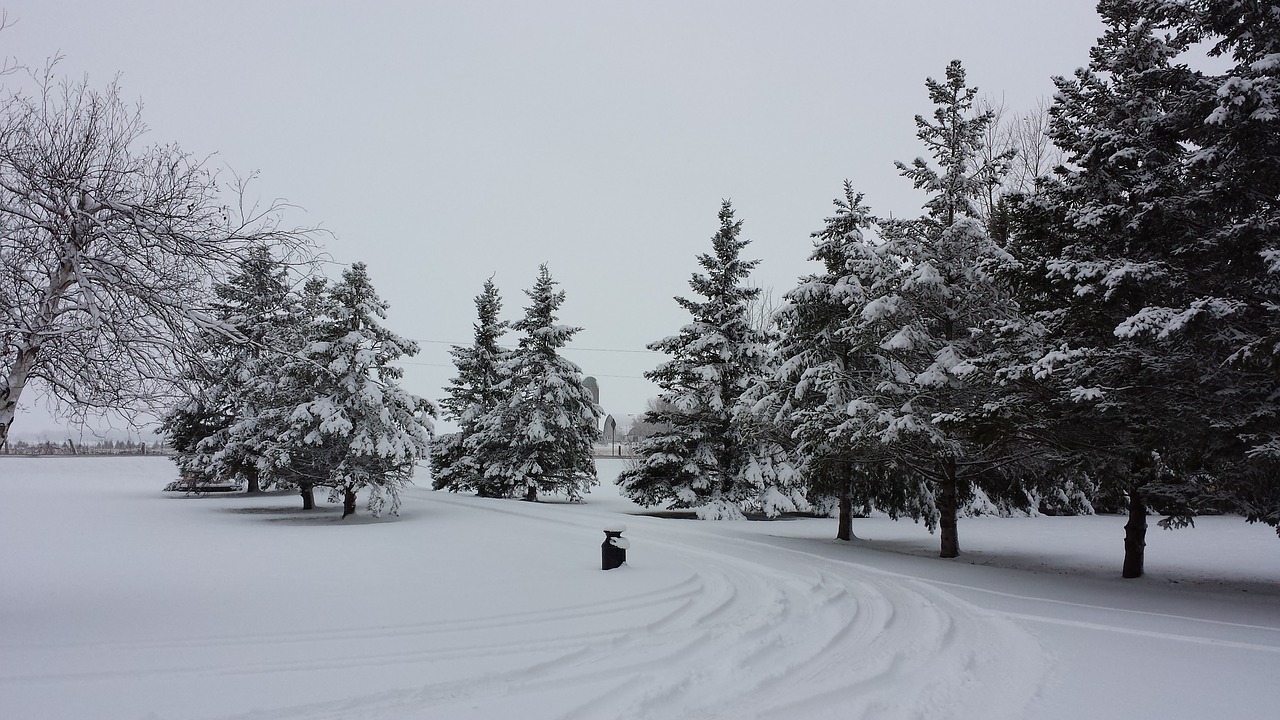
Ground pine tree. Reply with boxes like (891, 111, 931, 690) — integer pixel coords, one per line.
(269, 262, 435, 517)
(162, 245, 295, 493)
(470, 265, 600, 501)
(1009, 1, 1220, 576)
(248, 275, 334, 509)
(1161, 1, 1280, 535)
(735, 349, 810, 519)
(430, 278, 510, 494)
(618, 201, 769, 519)
(759, 183, 924, 539)
(852, 61, 1022, 558)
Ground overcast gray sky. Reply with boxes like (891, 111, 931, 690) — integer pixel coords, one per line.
(4, 0, 1106, 438)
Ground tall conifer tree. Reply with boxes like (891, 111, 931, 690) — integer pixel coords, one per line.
(269, 263, 434, 517)
(759, 183, 920, 539)
(850, 61, 1021, 558)
(471, 265, 601, 501)
(1009, 1, 1217, 576)
(163, 245, 294, 494)
(430, 278, 510, 495)
(618, 201, 769, 519)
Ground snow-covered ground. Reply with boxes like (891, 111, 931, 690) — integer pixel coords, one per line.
(1, 456, 1277, 720)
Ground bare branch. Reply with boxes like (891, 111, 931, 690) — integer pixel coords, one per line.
(0, 70, 319, 444)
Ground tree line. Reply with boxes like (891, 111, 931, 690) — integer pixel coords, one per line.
(3, 2, 1276, 575)
(0, 61, 434, 516)
(429, 268, 603, 501)
(585, 1, 1277, 579)
(161, 255, 434, 517)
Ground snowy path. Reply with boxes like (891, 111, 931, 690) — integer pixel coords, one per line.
(3, 457, 1278, 719)
(257, 492, 1050, 720)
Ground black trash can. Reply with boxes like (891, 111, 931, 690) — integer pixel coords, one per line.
(602, 525, 628, 570)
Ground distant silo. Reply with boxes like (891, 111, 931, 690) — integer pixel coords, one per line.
(583, 376, 600, 405)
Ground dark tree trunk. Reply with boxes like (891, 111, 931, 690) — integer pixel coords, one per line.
(524, 485, 537, 502)
(300, 483, 314, 510)
(1122, 488, 1148, 579)
(938, 457, 960, 558)
(341, 488, 357, 518)
(836, 485, 854, 542)
(244, 468, 262, 495)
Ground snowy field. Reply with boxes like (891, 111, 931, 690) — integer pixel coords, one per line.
(2, 457, 1278, 720)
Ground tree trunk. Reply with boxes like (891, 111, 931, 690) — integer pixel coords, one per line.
(244, 468, 261, 495)
(836, 485, 854, 542)
(300, 483, 314, 510)
(341, 488, 357, 518)
(0, 350, 39, 452)
(1122, 488, 1147, 579)
(938, 456, 960, 558)
(0, 258, 73, 450)
(524, 484, 538, 502)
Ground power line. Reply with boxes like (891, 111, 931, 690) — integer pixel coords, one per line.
(392, 359, 650, 380)
(415, 339, 663, 355)
(391, 360, 454, 369)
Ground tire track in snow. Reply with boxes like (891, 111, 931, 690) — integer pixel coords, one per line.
(190, 492, 1051, 720)
(0, 574, 703, 654)
(0, 572, 707, 685)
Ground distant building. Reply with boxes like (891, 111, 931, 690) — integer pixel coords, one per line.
(583, 376, 601, 405)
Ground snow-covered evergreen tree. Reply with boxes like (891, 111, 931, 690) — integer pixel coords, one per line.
(618, 201, 770, 519)
(430, 278, 510, 495)
(849, 61, 1022, 558)
(1161, 0, 1280, 535)
(470, 265, 600, 501)
(758, 183, 918, 539)
(734, 346, 809, 519)
(1007, 1, 1280, 567)
(268, 262, 434, 517)
(1008, 1, 1229, 575)
(243, 275, 334, 509)
(162, 245, 296, 493)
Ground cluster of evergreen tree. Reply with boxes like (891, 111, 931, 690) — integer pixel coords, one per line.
(162, 252, 434, 517)
(621, 1, 1280, 577)
(430, 265, 602, 501)
(159, 1, 1276, 577)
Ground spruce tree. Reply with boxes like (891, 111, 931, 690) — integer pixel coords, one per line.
(618, 201, 769, 519)
(471, 265, 601, 501)
(1009, 1, 1218, 576)
(162, 245, 295, 493)
(760, 183, 924, 539)
(1162, 1, 1280, 536)
(430, 278, 510, 494)
(735, 349, 809, 518)
(853, 61, 1021, 558)
(250, 275, 334, 509)
(269, 262, 435, 517)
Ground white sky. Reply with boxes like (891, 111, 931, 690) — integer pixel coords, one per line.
(3, 0, 1106, 437)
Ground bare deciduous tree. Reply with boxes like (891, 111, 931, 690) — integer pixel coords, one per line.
(745, 283, 779, 338)
(973, 96, 1064, 233)
(1004, 97, 1063, 194)
(0, 68, 312, 449)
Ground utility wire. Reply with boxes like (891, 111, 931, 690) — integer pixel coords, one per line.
(392, 359, 650, 380)
(415, 339, 663, 355)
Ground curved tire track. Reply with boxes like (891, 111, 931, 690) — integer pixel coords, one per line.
(190, 491, 1051, 720)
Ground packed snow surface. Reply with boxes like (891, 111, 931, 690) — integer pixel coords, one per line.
(2, 456, 1278, 719)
